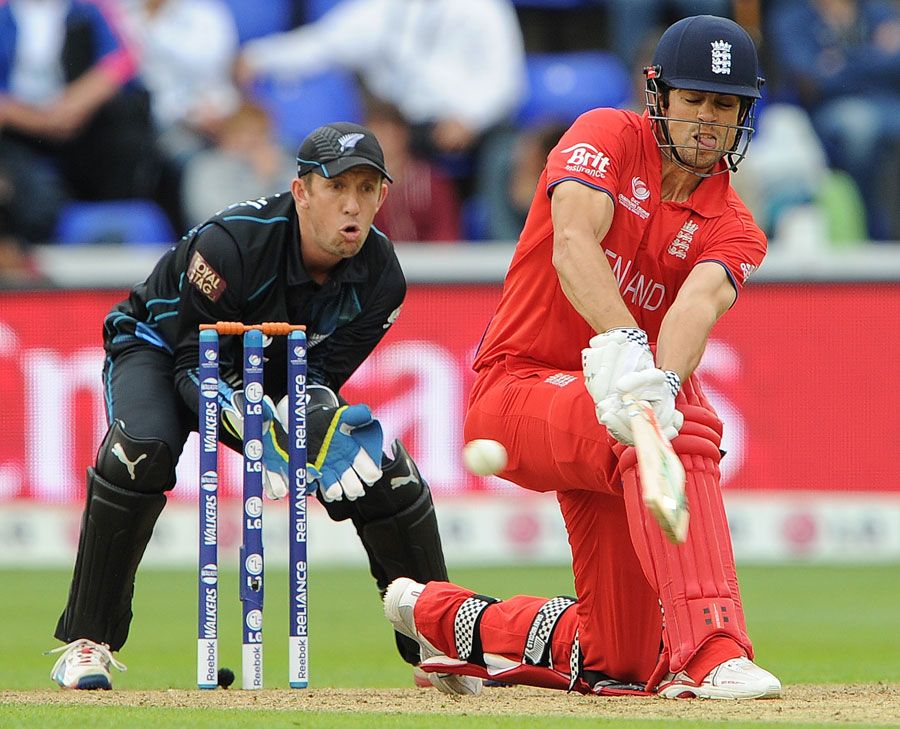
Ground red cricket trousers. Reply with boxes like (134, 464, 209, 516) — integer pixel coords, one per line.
(423, 361, 752, 688)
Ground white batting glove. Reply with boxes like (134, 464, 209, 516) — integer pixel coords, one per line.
(599, 369, 684, 445)
(583, 328, 653, 426)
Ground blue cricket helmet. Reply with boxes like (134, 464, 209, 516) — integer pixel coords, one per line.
(644, 15, 764, 176)
(650, 14, 763, 99)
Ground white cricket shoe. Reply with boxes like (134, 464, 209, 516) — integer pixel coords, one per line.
(48, 638, 126, 690)
(384, 578, 482, 696)
(657, 657, 781, 700)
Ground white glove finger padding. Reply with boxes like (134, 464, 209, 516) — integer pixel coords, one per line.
(275, 395, 289, 428)
(320, 480, 344, 503)
(615, 368, 667, 397)
(351, 449, 383, 487)
(661, 409, 685, 440)
(315, 451, 383, 503)
(599, 410, 635, 445)
(597, 394, 636, 446)
(338, 467, 366, 501)
(262, 467, 288, 500)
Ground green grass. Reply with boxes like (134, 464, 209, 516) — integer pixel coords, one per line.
(0, 706, 865, 729)
(1, 564, 898, 727)
(0, 705, 863, 729)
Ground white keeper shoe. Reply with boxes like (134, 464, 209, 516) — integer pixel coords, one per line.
(657, 657, 781, 700)
(48, 638, 126, 690)
(384, 577, 482, 696)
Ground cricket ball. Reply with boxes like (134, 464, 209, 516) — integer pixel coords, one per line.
(217, 667, 235, 688)
(462, 439, 508, 477)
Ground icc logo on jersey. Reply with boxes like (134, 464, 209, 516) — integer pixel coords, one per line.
(561, 143, 611, 178)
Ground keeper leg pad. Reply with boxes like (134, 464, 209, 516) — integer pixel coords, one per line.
(319, 440, 448, 665)
(95, 419, 175, 494)
(54, 468, 166, 650)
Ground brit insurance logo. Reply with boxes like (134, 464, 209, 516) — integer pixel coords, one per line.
(560, 142, 610, 178)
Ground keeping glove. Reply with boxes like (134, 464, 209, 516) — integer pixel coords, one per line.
(306, 385, 384, 502)
(582, 327, 654, 427)
(220, 389, 290, 500)
(599, 368, 684, 446)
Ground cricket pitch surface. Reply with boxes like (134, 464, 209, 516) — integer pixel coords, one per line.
(2, 684, 899, 724)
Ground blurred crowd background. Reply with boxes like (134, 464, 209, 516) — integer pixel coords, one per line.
(0, 0, 898, 286)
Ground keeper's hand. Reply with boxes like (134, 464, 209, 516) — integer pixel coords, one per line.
(598, 368, 683, 445)
(221, 390, 290, 500)
(306, 386, 384, 502)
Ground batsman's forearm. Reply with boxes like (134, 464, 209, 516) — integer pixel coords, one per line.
(654, 300, 719, 383)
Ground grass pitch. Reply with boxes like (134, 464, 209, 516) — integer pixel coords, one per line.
(1, 564, 898, 727)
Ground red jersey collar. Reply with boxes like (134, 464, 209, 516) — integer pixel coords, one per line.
(641, 110, 730, 219)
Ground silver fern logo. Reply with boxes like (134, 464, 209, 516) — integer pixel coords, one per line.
(338, 133, 365, 153)
(711, 40, 732, 75)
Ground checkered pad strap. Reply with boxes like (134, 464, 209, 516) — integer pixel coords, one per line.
(523, 596, 577, 667)
(454, 594, 498, 665)
(567, 630, 581, 692)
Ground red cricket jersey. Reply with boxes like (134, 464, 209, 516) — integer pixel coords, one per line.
(474, 108, 766, 373)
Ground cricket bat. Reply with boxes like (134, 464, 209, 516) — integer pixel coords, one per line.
(625, 398, 689, 544)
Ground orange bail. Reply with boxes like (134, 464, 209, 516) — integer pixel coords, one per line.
(199, 322, 307, 335)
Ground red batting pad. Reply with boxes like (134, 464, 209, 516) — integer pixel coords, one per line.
(621, 454, 752, 676)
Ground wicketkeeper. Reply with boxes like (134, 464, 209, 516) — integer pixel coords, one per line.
(384, 15, 782, 700)
(49, 122, 450, 690)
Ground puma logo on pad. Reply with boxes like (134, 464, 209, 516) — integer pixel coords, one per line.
(112, 442, 148, 481)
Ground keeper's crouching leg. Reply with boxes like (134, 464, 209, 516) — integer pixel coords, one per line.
(319, 439, 448, 665)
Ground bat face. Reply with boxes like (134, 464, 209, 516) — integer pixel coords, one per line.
(627, 400, 689, 544)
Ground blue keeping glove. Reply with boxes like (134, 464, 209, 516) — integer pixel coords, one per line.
(307, 402, 384, 502)
(220, 388, 290, 500)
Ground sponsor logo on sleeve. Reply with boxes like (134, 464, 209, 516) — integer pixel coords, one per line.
(188, 251, 227, 302)
(740, 262, 757, 282)
(560, 142, 611, 178)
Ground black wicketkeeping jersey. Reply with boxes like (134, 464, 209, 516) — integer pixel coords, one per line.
(104, 192, 406, 405)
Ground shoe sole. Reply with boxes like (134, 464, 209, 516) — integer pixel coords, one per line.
(76, 675, 111, 690)
(659, 684, 781, 700)
(52, 671, 111, 690)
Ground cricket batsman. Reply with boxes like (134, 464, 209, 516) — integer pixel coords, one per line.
(383, 15, 782, 699)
